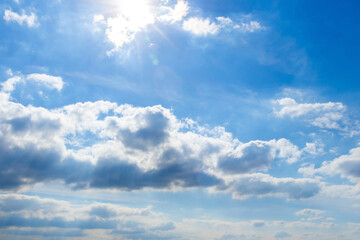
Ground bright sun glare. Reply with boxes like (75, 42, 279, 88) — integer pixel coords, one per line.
(117, 0, 155, 29)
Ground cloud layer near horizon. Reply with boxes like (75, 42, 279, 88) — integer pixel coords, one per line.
(0, 72, 320, 200)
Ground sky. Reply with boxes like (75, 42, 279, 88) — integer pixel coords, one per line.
(0, 0, 360, 239)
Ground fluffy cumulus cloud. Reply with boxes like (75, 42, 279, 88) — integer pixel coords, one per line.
(1, 71, 64, 93)
(273, 97, 349, 131)
(182, 17, 220, 36)
(0, 72, 320, 200)
(26, 74, 64, 91)
(1, 76, 22, 92)
(3, 9, 38, 27)
(301, 147, 360, 183)
(94, 0, 263, 53)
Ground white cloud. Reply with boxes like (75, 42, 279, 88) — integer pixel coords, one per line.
(101, 0, 155, 53)
(95, 1, 263, 52)
(315, 147, 360, 182)
(302, 142, 324, 155)
(3, 9, 38, 27)
(295, 209, 325, 221)
(0, 81, 319, 200)
(234, 21, 263, 32)
(1, 76, 22, 92)
(1, 73, 64, 93)
(273, 97, 347, 131)
(216, 16, 233, 25)
(5, 69, 13, 77)
(27, 73, 64, 91)
(0, 194, 175, 239)
(0, 193, 347, 239)
(273, 98, 345, 118)
(158, 0, 189, 23)
(298, 163, 317, 177)
(93, 14, 105, 24)
(182, 17, 220, 36)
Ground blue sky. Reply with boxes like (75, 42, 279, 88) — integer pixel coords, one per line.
(1, 0, 360, 239)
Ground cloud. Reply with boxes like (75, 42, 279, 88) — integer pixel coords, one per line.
(216, 16, 233, 25)
(1, 76, 22, 92)
(252, 221, 265, 227)
(295, 208, 325, 217)
(182, 17, 263, 36)
(100, 0, 155, 53)
(2, 229, 85, 238)
(151, 222, 176, 231)
(3, 9, 38, 27)
(275, 231, 291, 239)
(0, 194, 177, 239)
(295, 208, 326, 221)
(309, 147, 360, 183)
(0, 80, 319, 200)
(0, 72, 64, 93)
(95, 1, 263, 52)
(228, 173, 320, 200)
(158, 0, 189, 23)
(273, 97, 348, 131)
(27, 74, 64, 91)
(273, 98, 345, 119)
(89, 203, 152, 219)
(234, 21, 263, 32)
(218, 138, 302, 174)
(182, 17, 220, 36)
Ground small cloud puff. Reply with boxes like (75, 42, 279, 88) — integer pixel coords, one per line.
(182, 17, 220, 36)
(1, 72, 64, 93)
(3, 9, 38, 27)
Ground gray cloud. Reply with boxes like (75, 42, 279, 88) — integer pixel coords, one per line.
(2, 229, 85, 238)
(0, 194, 161, 237)
(116, 111, 170, 151)
(90, 157, 222, 190)
(0, 213, 117, 229)
(218, 142, 274, 174)
(275, 231, 291, 239)
(229, 174, 320, 200)
(252, 221, 265, 227)
(151, 222, 176, 231)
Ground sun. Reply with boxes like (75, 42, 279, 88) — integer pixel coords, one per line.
(117, 0, 155, 30)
